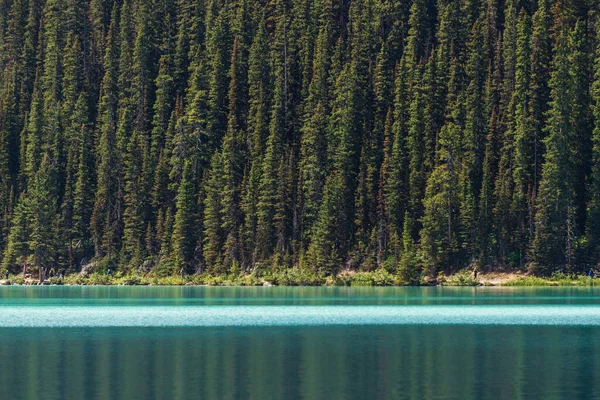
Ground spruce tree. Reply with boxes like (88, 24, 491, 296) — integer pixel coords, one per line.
(91, 20, 120, 258)
(510, 11, 532, 255)
(2, 192, 30, 270)
(420, 122, 462, 274)
(533, 9, 577, 271)
(460, 18, 487, 260)
(528, 0, 551, 208)
(172, 160, 197, 273)
(202, 153, 223, 272)
(219, 36, 247, 270)
(255, 3, 289, 261)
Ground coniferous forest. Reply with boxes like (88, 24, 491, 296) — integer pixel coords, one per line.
(0, 0, 600, 279)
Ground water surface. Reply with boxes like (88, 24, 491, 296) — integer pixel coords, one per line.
(0, 286, 598, 399)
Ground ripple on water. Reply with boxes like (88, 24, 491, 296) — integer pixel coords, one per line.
(3, 305, 600, 327)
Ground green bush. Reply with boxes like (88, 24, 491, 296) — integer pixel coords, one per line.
(200, 275, 225, 286)
(371, 268, 396, 286)
(443, 270, 479, 286)
(342, 269, 398, 287)
(9, 275, 25, 285)
(64, 274, 87, 285)
(117, 274, 144, 286)
(47, 276, 64, 285)
(269, 268, 325, 286)
(227, 274, 262, 286)
(87, 273, 112, 285)
(350, 273, 373, 286)
(328, 274, 352, 286)
(152, 275, 186, 285)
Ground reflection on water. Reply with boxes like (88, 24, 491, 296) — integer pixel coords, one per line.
(0, 287, 598, 399)
(0, 325, 598, 400)
(2, 285, 600, 306)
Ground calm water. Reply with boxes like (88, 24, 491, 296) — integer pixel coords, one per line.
(1, 286, 599, 399)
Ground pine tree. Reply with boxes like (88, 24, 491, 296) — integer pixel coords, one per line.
(511, 11, 532, 255)
(151, 47, 174, 170)
(24, 77, 43, 181)
(404, 0, 428, 69)
(241, 16, 270, 266)
(420, 121, 462, 274)
(19, 0, 41, 118)
(377, 108, 398, 261)
(246, 15, 270, 162)
(255, 3, 289, 261)
(59, 32, 86, 266)
(40, 0, 65, 170)
(528, 0, 551, 210)
(406, 69, 426, 229)
(172, 160, 197, 272)
(493, 4, 518, 264)
(202, 153, 223, 272)
(219, 36, 247, 270)
(27, 155, 58, 270)
(2, 192, 30, 270)
(460, 18, 487, 260)
(205, 5, 230, 156)
(71, 100, 94, 260)
(298, 101, 327, 248)
(399, 211, 419, 283)
(479, 42, 503, 263)
(91, 20, 120, 258)
(569, 20, 592, 239)
(533, 8, 577, 271)
(386, 58, 410, 236)
(122, 131, 146, 265)
(297, 14, 332, 251)
(306, 172, 345, 274)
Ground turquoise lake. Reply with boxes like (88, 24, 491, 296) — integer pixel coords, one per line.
(1, 286, 600, 399)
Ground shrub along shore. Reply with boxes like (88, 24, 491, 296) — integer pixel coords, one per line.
(2, 270, 599, 287)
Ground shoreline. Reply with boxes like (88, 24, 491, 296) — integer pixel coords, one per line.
(1, 270, 599, 287)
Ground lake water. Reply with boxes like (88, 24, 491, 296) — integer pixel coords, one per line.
(1, 286, 599, 399)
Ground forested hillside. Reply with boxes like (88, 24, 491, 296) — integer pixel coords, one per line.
(0, 0, 598, 278)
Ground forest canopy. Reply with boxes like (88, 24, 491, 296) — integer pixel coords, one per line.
(0, 0, 599, 277)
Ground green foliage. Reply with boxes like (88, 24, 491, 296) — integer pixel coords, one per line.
(533, 16, 578, 271)
(0, 0, 597, 279)
(505, 273, 600, 287)
(267, 268, 325, 287)
(171, 161, 197, 271)
(47, 276, 63, 285)
(86, 273, 112, 285)
(117, 274, 144, 286)
(9, 275, 25, 285)
(331, 269, 398, 287)
(441, 271, 479, 286)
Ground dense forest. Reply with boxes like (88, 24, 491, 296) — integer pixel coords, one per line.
(0, 0, 599, 279)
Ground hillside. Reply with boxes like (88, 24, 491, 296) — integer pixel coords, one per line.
(0, 0, 598, 278)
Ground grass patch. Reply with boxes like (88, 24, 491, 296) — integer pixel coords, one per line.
(502, 272, 600, 287)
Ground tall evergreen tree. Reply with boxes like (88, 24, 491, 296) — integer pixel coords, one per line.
(533, 6, 577, 271)
(91, 20, 120, 258)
